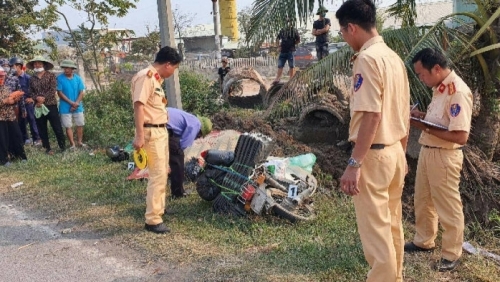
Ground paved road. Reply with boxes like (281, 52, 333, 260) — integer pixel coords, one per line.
(0, 201, 189, 282)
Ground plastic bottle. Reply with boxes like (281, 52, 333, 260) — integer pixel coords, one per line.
(287, 153, 317, 172)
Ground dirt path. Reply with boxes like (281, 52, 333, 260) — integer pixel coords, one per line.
(0, 199, 193, 282)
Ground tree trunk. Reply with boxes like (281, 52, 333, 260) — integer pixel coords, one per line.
(472, 103, 500, 161)
(490, 61, 500, 160)
(475, 5, 500, 161)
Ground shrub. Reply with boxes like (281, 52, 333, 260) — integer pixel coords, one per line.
(83, 71, 225, 148)
(179, 70, 227, 116)
(85, 80, 134, 147)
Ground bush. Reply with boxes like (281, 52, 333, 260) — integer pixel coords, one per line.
(85, 80, 134, 147)
(83, 71, 225, 148)
(179, 70, 227, 116)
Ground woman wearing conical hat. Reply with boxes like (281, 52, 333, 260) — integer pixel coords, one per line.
(27, 56, 66, 155)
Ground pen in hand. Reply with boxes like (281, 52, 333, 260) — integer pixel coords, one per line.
(410, 102, 419, 112)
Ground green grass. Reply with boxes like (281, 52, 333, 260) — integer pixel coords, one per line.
(1, 79, 498, 281)
(1, 145, 499, 281)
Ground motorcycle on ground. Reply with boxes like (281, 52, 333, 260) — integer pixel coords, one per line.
(188, 132, 317, 223)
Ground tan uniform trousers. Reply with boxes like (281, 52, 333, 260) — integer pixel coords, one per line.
(353, 142, 406, 282)
(144, 127, 169, 225)
(413, 147, 464, 261)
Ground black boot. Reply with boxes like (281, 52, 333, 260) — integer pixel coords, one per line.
(145, 223, 170, 234)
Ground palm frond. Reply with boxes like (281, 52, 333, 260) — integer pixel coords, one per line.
(263, 46, 354, 119)
(386, 0, 418, 27)
(247, 0, 317, 44)
(458, 6, 500, 57)
(264, 21, 487, 120)
(470, 43, 500, 56)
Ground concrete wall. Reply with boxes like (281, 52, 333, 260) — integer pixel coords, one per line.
(184, 36, 217, 52)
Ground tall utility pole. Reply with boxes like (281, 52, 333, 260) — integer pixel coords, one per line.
(157, 0, 182, 109)
(212, 0, 221, 60)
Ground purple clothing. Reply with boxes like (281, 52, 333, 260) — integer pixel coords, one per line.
(166, 107, 201, 150)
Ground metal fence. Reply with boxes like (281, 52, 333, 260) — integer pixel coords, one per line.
(181, 57, 277, 70)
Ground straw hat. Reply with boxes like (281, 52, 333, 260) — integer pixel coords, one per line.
(26, 56, 54, 70)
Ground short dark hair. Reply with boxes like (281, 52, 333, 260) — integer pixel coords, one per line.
(411, 48, 448, 71)
(335, 0, 377, 31)
(154, 46, 182, 65)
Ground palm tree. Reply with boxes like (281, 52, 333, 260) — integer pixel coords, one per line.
(247, 0, 500, 223)
(249, 0, 500, 155)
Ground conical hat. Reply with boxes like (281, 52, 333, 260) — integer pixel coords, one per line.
(27, 56, 54, 70)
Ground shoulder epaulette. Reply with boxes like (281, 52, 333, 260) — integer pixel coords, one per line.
(448, 82, 456, 95)
(146, 70, 153, 78)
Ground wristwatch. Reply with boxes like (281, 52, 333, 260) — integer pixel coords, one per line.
(348, 157, 362, 168)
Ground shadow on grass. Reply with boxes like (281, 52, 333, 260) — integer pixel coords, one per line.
(3, 146, 499, 281)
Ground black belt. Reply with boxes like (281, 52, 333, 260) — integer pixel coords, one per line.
(351, 142, 386, 150)
(423, 145, 463, 150)
(144, 123, 166, 128)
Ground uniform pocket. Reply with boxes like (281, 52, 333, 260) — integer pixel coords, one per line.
(144, 128, 153, 142)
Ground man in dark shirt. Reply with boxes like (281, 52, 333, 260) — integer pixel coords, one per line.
(10, 57, 41, 145)
(218, 57, 230, 93)
(273, 25, 300, 84)
(312, 6, 331, 60)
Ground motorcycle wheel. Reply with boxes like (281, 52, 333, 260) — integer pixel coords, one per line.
(268, 189, 315, 223)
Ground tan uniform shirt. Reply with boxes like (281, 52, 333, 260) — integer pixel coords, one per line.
(419, 71, 472, 149)
(349, 36, 410, 145)
(131, 66, 168, 124)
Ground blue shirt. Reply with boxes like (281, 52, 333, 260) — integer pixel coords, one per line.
(17, 72, 31, 99)
(166, 107, 201, 150)
(57, 74, 85, 114)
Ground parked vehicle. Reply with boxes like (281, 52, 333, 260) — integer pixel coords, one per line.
(221, 49, 236, 58)
(294, 47, 316, 69)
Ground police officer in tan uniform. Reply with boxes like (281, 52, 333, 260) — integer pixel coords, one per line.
(336, 1, 410, 281)
(405, 48, 472, 272)
(132, 46, 182, 234)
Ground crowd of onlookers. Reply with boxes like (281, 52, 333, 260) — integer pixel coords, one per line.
(0, 56, 86, 166)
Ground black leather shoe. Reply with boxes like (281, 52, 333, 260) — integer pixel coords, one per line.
(435, 258, 460, 272)
(145, 223, 170, 234)
(404, 242, 435, 253)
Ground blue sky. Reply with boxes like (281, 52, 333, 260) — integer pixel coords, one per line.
(43, 0, 439, 37)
